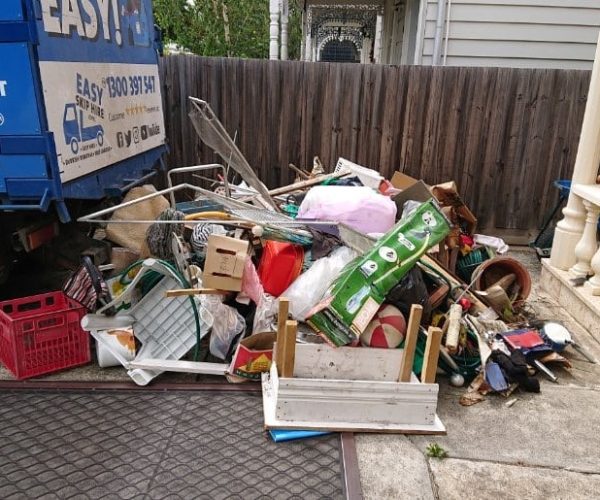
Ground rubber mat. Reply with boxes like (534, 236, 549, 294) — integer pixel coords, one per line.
(0, 391, 344, 499)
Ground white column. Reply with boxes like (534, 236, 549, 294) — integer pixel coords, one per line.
(551, 33, 600, 270)
(269, 0, 280, 60)
(373, 13, 383, 64)
(280, 0, 289, 60)
(569, 200, 599, 279)
(305, 33, 312, 61)
(361, 37, 373, 64)
(588, 242, 600, 295)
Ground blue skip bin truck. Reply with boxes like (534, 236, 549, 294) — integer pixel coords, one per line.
(0, 0, 167, 280)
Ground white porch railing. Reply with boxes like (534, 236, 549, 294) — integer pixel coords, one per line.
(550, 32, 600, 275)
(568, 186, 600, 294)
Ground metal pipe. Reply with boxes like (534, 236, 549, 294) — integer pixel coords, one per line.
(442, 0, 452, 66)
(167, 164, 230, 207)
(432, 0, 447, 65)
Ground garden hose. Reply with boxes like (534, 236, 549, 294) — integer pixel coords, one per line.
(115, 258, 204, 361)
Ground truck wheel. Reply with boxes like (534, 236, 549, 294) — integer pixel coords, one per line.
(70, 138, 79, 154)
(97, 131, 104, 147)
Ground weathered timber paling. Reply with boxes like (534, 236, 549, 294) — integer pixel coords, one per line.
(160, 55, 589, 233)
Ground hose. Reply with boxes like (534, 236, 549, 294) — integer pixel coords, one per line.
(115, 258, 204, 361)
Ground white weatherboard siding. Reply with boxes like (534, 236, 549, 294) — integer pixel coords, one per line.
(417, 0, 600, 69)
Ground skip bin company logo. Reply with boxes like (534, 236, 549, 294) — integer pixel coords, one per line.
(116, 123, 160, 148)
(40, 0, 151, 48)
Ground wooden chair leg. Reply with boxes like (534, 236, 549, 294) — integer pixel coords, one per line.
(421, 327, 443, 384)
(275, 297, 289, 375)
(398, 304, 423, 382)
(280, 320, 297, 378)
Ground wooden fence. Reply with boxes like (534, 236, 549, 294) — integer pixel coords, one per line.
(159, 55, 590, 235)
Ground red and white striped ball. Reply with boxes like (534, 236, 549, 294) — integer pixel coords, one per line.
(359, 304, 407, 348)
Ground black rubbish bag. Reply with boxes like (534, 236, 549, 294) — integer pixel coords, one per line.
(386, 266, 432, 325)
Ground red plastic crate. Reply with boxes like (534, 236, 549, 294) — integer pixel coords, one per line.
(0, 291, 90, 379)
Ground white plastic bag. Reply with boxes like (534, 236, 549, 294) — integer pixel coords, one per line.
(282, 246, 358, 321)
(474, 234, 509, 254)
(201, 295, 246, 359)
(252, 293, 279, 334)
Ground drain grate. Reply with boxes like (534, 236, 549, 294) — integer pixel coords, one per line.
(0, 391, 344, 499)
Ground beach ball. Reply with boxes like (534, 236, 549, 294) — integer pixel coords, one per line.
(359, 304, 407, 348)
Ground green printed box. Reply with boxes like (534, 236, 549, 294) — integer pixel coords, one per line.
(308, 199, 450, 346)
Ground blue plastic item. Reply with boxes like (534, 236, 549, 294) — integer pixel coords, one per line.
(553, 179, 572, 198)
(269, 430, 333, 443)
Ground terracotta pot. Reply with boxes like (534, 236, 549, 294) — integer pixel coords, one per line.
(472, 257, 531, 305)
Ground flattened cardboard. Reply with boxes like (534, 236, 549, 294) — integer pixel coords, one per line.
(392, 180, 432, 216)
(390, 172, 418, 190)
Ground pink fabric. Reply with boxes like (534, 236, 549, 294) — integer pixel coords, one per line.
(241, 256, 263, 305)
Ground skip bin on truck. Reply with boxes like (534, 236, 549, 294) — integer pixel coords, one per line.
(0, 0, 167, 276)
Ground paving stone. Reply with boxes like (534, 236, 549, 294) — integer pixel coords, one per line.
(411, 385, 600, 473)
(355, 434, 434, 500)
(430, 458, 600, 500)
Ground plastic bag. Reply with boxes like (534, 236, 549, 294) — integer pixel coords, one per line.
(473, 234, 509, 254)
(252, 293, 279, 334)
(297, 186, 397, 234)
(384, 266, 432, 324)
(201, 294, 246, 359)
(282, 246, 358, 321)
(240, 256, 263, 305)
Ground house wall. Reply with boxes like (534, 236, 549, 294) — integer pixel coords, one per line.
(416, 0, 600, 69)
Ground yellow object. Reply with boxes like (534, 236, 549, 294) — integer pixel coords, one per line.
(184, 211, 231, 221)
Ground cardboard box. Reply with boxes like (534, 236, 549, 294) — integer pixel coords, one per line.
(308, 199, 451, 346)
(390, 171, 419, 190)
(431, 181, 478, 236)
(229, 332, 276, 381)
(392, 180, 432, 217)
(203, 235, 249, 291)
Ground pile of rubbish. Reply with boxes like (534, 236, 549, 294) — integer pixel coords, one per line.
(0, 99, 595, 436)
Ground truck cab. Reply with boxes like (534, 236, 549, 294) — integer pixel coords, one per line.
(0, 0, 167, 285)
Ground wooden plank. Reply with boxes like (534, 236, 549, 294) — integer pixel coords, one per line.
(275, 297, 289, 374)
(379, 66, 403, 177)
(262, 366, 445, 434)
(280, 320, 297, 378)
(293, 343, 405, 382)
(421, 327, 443, 384)
(399, 304, 423, 382)
(445, 304, 462, 354)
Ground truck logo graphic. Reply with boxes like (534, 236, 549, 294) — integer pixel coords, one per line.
(63, 103, 104, 154)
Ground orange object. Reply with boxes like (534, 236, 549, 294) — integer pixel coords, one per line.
(258, 241, 304, 297)
(473, 257, 532, 306)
